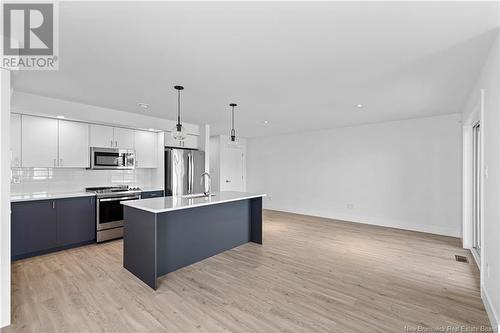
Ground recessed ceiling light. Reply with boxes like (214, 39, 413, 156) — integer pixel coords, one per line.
(356, 104, 363, 108)
(56, 115, 65, 119)
(263, 120, 269, 124)
(148, 128, 155, 132)
(137, 102, 150, 110)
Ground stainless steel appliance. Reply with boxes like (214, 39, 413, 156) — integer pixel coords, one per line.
(90, 147, 135, 170)
(86, 185, 141, 242)
(165, 148, 205, 196)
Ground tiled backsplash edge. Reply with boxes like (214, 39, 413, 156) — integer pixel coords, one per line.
(11, 167, 154, 194)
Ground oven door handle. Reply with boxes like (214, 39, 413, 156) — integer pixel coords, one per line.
(99, 196, 139, 202)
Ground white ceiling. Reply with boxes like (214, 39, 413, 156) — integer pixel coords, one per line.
(13, 1, 499, 137)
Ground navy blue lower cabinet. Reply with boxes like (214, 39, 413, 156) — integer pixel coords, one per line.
(141, 190, 164, 199)
(11, 200, 58, 258)
(11, 196, 97, 260)
(56, 197, 96, 246)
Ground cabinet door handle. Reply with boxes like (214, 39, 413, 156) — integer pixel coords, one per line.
(59, 158, 63, 167)
(226, 180, 231, 183)
(115, 141, 118, 147)
(110, 140, 113, 147)
(52, 201, 55, 209)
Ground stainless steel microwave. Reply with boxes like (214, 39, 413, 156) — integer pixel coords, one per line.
(89, 147, 135, 170)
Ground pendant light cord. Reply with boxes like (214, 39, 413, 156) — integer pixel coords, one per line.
(231, 106, 235, 131)
(177, 89, 181, 126)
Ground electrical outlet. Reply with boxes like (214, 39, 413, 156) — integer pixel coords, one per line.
(347, 203, 354, 209)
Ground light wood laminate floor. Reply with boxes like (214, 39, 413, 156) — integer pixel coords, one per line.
(4, 210, 490, 332)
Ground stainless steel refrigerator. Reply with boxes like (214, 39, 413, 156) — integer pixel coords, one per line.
(165, 148, 205, 196)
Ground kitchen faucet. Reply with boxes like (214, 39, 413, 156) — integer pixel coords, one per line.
(200, 172, 211, 195)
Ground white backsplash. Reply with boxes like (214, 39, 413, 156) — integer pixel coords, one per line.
(11, 168, 155, 195)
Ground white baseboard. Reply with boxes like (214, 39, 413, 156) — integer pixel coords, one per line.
(265, 205, 460, 237)
(482, 287, 500, 331)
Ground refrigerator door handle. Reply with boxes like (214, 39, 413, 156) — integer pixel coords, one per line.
(187, 153, 193, 194)
(190, 153, 194, 193)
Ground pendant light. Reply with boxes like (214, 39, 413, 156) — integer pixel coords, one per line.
(229, 103, 238, 142)
(172, 85, 187, 140)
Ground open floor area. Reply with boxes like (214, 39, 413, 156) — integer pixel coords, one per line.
(4, 211, 489, 333)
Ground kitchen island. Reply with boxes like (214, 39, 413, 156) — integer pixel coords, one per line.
(121, 191, 265, 289)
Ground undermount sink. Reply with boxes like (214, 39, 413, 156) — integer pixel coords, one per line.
(180, 193, 215, 199)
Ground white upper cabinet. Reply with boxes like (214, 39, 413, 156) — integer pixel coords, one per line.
(10, 113, 21, 167)
(90, 124, 134, 149)
(114, 127, 135, 149)
(90, 124, 114, 148)
(164, 132, 199, 149)
(58, 120, 89, 168)
(12, 114, 179, 169)
(183, 134, 199, 149)
(22, 115, 58, 167)
(134, 130, 157, 168)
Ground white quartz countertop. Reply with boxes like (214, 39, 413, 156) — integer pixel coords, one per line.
(11, 186, 163, 202)
(121, 191, 266, 213)
(11, 191, 96, 202)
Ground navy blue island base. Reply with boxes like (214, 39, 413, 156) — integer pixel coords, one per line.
(123, 194, 263, 290)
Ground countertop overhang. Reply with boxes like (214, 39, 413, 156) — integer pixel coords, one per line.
(11, 191, 96, 202)
(121, 191, 266, 214)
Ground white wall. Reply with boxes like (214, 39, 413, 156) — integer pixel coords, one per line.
(247, 113, 462, 237)
(1, 69, 11, 327)
(462, 32, 500, 329)
(209, 136, 221, 192)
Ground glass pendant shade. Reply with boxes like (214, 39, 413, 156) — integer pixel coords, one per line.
(172, 123, 187, 140)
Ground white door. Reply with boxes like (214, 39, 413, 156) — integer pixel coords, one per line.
(22, 115, 58, 167)
(134, 130, 157, 168)
(10, 113, 21, 167)
(221, 145, 245, 191)
(59, 120, 89, 168)
(90, 124, 114, 148)
(114, 127, 135, 149)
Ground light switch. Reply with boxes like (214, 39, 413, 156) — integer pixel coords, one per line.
(484, 166, 489, 179)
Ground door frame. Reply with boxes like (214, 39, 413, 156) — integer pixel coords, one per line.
(1, 68, 12, 327)
(462, 90, 484, 275)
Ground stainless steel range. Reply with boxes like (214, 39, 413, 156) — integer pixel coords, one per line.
(86, 185, 141, 242)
